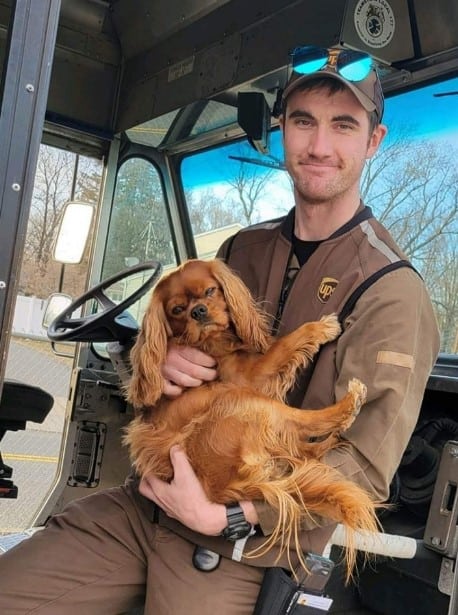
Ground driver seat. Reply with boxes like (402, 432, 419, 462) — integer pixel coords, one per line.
(0, 380, 54, 498)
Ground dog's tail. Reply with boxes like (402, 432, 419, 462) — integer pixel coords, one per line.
(237, 456, 380, 581)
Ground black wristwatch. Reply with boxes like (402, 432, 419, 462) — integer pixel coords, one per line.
(221, 503, 253, 542)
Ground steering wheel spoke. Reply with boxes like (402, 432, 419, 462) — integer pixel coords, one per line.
(93, 289, 118, 311)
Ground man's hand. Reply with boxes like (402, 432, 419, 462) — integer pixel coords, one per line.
(139, 446, 227, 535)
(161, 342, 217, 397)
(140, 447, 260, 534)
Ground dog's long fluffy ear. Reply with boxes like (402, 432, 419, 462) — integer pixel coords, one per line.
(127, 292, 170, 409)
(210, 259, 271, 352)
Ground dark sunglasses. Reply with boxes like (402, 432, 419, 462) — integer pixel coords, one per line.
(291, 45, 373, 82)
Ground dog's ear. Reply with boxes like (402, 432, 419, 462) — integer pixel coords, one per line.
(127, 291, 171, 409)
(210, 259, 271, 352)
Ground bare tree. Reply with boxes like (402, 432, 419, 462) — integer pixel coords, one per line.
(24, 147, 75, 273)
(186, 188, 241, 234)
(362, 128, 458, 352)
(19, 146, 103, 297)
(362, 129, 458, 262)
(74, 157, 103, 204)
(421, 235, 458, 353)
(226, 161, 275, 225)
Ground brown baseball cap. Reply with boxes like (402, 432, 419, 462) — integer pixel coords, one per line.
(282, 56, 384, 120)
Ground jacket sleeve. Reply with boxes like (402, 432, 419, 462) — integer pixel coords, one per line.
(216, 237, 234, 261)
(255, 267, 439, 534)
(326, 267, 440, 502)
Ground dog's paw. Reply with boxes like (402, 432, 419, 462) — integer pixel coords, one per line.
(347, 378, 367, 416)
(319, 313, 341, 342)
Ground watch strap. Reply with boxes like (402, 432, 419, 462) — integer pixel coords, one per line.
(221, 503, 253, 541)
(225, 503, 246, 525)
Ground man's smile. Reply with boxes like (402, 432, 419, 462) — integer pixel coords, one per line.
(298, 161, 340, 174)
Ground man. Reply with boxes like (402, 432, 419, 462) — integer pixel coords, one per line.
(0, 46, 439, 614)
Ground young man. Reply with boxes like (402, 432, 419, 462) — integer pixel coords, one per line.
(0, 46, 439, 614)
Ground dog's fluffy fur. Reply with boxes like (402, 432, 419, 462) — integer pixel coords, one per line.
(124, 258, 379, 576)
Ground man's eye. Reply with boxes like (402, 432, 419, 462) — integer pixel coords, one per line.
(171, 305, 185, 315)
(336, 122, 355, 131)
(296, 118, 312, 127)
(205, 287, 216, 296)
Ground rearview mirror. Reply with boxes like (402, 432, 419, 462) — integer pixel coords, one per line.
(237, 92, 271, 155)
(54, 201, 94, 264)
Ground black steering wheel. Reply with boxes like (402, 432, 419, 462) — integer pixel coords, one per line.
(47, 261, 162, 343)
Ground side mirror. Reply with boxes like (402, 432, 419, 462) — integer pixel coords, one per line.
(42, 293, 73, 329)
(54, 201, 94, 264)
(237, 92, 271, 155)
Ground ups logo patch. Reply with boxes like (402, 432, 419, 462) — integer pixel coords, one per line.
(317, 277, 338, 303)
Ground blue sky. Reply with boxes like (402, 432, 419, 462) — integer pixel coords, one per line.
(384, 75, 458, 140)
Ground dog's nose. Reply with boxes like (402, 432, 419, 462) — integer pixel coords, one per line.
(191, 304, 208, 321)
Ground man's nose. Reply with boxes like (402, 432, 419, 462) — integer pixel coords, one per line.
(308, 125, 333, 157)
(191, 304, 208, 321)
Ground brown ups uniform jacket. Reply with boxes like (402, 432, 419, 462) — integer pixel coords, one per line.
(160, 205, 440, 569)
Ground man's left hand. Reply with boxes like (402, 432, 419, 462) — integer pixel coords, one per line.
(139, 445, 227, 535)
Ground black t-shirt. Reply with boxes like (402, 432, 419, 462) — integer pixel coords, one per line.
(275, 236, 322, 324)
(292, 235, 322, 266)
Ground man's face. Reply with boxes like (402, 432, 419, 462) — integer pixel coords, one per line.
(280, 85, 386, 205)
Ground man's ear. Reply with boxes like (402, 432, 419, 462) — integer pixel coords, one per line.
(367, 123, 387, 159)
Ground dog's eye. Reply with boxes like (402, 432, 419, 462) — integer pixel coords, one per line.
(205, 287, 216, 297)
(171, 305, 185, 315)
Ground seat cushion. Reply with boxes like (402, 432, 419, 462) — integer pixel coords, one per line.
(0, 380, 54, 424)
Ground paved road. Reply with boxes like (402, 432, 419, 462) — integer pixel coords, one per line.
(5, 338, 73, 398)
(1, 339, 72, 532)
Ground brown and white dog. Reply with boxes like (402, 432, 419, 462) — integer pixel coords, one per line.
(124, 258, 378, 575)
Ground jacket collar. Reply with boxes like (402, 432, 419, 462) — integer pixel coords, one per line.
(280, 204, 374, 242)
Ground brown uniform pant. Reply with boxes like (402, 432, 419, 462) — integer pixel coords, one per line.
(0, 484, 264, 614)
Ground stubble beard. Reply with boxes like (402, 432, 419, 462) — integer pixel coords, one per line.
(286, 156, 363, 207)
(288, 164, 346, 207)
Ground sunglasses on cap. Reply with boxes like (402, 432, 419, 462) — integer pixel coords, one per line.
(291, 45, 373, 82)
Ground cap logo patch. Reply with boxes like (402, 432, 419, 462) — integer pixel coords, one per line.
(354, 0, 395, 49)
(327, 50, 338, 68)
(318, 277, 338, 303)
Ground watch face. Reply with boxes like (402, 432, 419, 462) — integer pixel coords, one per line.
(222, 521, 252, 542)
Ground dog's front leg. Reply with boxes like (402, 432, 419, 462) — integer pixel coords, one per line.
(248, 314, 341, 397)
